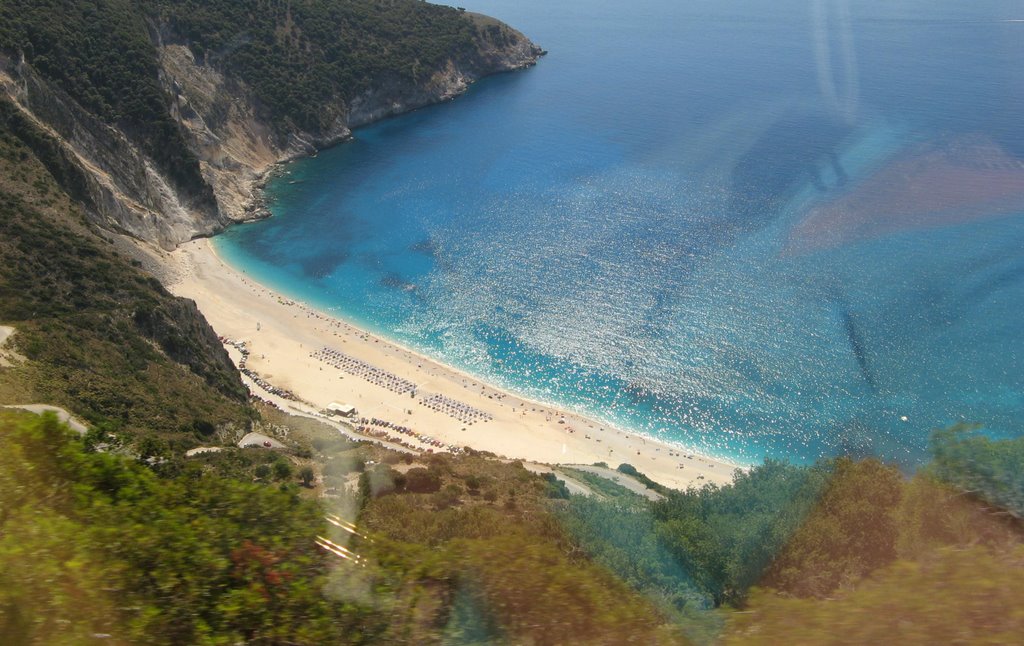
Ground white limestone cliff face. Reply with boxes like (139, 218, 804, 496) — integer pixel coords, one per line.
(0, 17, 542, 250)
(0, 55, 223, 249)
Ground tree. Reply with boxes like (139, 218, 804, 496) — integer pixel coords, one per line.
(272, 459, 293, 480)
(405, 467, 442, 493)
(928, 424, 1024, 515)
(540, 472, 570, 499)
(649, 459, 830, 606)
(760, 458, 903, 597)
(299, 465, 315, 487)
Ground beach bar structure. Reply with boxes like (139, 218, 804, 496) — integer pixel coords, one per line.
(327, 402, 358, 418)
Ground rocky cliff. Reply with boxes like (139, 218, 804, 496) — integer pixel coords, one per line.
(0, 54, 224, 248)
(0, 9, 541, 250)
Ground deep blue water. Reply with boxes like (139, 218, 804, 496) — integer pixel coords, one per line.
(217, 0, 1024, 465)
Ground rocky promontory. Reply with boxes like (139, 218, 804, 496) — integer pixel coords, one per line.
(0, 4, 542, 249)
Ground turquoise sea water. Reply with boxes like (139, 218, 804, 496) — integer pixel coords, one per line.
(217, 0, 1024, 466)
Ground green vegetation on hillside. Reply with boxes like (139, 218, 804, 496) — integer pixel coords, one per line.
(723, 440, 1024, 643)
(3, 3, 1024, 642)
(152, 0, 487, 132)
(0, 410, 372, 644)
(0, 100, 250, 450)
(0, 412, 689, 645)
(0, 0, 531, 208)
(555, 437, 1024, 643)
(727, 545, 1024, 644)
(5, 406, 1024, 645)
(353, 453, 689, 644)
(648, 460, 831, 607)
(0, 0, 213, 203)
(928, 423, 1024, 516)
(6, 403, 1020, 645)
(5, 88, 1024, 642)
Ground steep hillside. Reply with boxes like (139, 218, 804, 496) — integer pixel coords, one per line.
(0, 96, 251, 450)
(0, 0, 543, 248)
(0, 0, 541, 452)
(0, 411, 689, 645)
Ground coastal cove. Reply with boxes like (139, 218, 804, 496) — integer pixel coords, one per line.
(214, 0, 1024, 467)
(161, 238, 737, 489)
(10, 1, 1024, 641)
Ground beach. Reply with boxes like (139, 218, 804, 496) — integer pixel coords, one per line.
(157, 238, 738, 489)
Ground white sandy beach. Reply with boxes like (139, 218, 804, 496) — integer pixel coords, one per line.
(159, 238, 738, 489)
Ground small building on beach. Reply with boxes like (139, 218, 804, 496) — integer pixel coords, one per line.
(327, 402, 358, 417)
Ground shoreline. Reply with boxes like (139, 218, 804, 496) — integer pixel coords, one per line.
(157, 237, 740, 490)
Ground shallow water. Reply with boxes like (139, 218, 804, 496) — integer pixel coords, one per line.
(217, 0, 1024, 465)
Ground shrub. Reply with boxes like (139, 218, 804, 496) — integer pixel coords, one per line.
(272, 459, 293, 480)
(405, 467, 441, 493)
